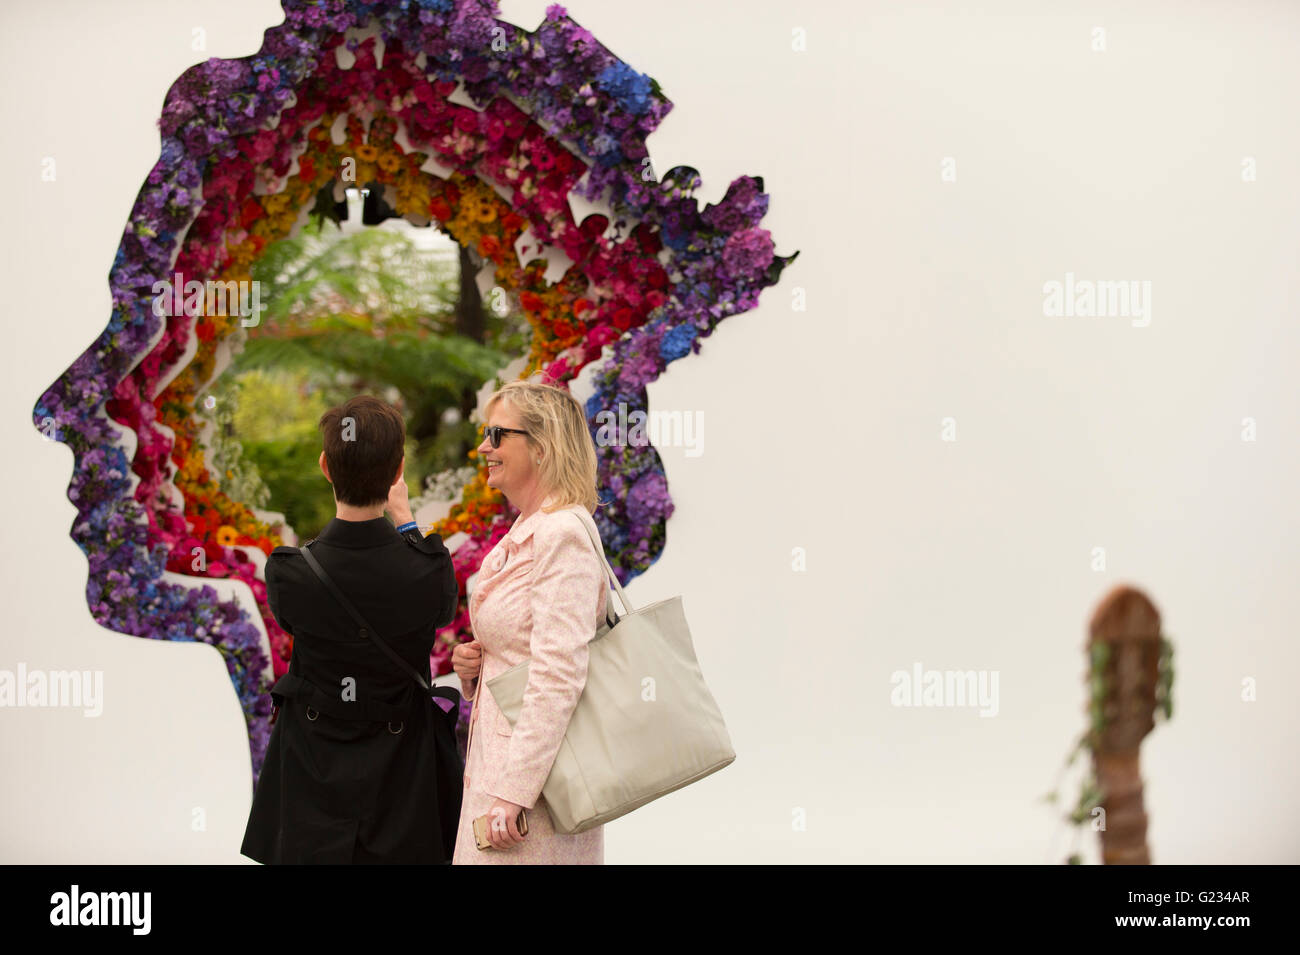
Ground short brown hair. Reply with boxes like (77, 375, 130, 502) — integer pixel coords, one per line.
(319, 396, 405, 507)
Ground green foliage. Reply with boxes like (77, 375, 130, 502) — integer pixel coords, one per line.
(197, 376, 272, 511)
(215, 368, 335, 538)
(1087, 640, 1110, 746)
(213, 219, 531, 538)
(1068, 770, 1104, 825)
(1044, 632, 1176, 863)
(1156, 635, 1174, 721)
(242, 432, 336, 540)
(249, 220, 459, 329)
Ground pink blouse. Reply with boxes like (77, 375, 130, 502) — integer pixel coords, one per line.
(451, 495, 609, 864)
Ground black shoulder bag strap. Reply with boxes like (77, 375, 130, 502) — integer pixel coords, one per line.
(299, 543, 459, 715)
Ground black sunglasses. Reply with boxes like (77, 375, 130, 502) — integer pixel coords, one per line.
(482, 425, 529, 448)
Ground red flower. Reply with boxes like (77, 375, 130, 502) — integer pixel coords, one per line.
(633, 222, 660, 254)
(612, 308, 633, 330)
(239, 197, 264, 229)
(429, 196, 452, 220)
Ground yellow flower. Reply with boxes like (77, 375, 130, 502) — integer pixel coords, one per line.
(226, 240, 257, 270)
(263, 193, 290, 215)
(269, 210, 298, 237)
(216, 525, 240, 547)
(356, 144, 379, 162)
(451, 211, 476, 237)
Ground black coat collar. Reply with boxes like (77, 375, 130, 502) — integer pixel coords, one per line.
(312, 517, 400, 549)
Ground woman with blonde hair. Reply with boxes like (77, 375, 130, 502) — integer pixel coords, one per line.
(450, 379, 610, 864)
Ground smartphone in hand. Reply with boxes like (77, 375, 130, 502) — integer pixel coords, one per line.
(473, 808, 528, 850)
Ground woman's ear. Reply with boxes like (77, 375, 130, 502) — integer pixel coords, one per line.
(319, 451, 331, 483)
(393, 455, 405, 485)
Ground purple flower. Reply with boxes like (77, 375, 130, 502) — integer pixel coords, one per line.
(626, 468, 671, 525)
(720, 228, 775, 280)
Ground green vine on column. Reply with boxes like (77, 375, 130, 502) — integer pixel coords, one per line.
(1043, 635, 1174, 864)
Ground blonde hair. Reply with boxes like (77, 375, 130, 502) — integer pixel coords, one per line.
(484, 379, 603, 515)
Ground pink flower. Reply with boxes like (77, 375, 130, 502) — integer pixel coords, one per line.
(454, 110, 479, 134)
(586, 325, 620, 350)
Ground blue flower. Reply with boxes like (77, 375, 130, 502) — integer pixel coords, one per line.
(659, 323, 696, 363)
(595, 61, 653, 116)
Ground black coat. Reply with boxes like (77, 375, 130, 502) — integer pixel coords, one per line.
(240, 516, 463, 864)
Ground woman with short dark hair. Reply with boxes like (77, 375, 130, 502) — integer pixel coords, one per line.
(241, 395, 462, 864)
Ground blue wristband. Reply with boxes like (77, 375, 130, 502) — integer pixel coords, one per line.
(396, 521, 418, 535)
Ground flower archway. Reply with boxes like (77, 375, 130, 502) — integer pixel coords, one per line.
(33, 0, 797, 783)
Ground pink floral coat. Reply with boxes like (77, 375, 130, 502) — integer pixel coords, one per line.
(451, 495, 609, 864)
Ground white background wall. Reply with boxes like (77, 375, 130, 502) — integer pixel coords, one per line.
(1, 0, 1297, 863)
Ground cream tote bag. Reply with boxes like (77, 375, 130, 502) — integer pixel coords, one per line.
(485, 509, 736, 834)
